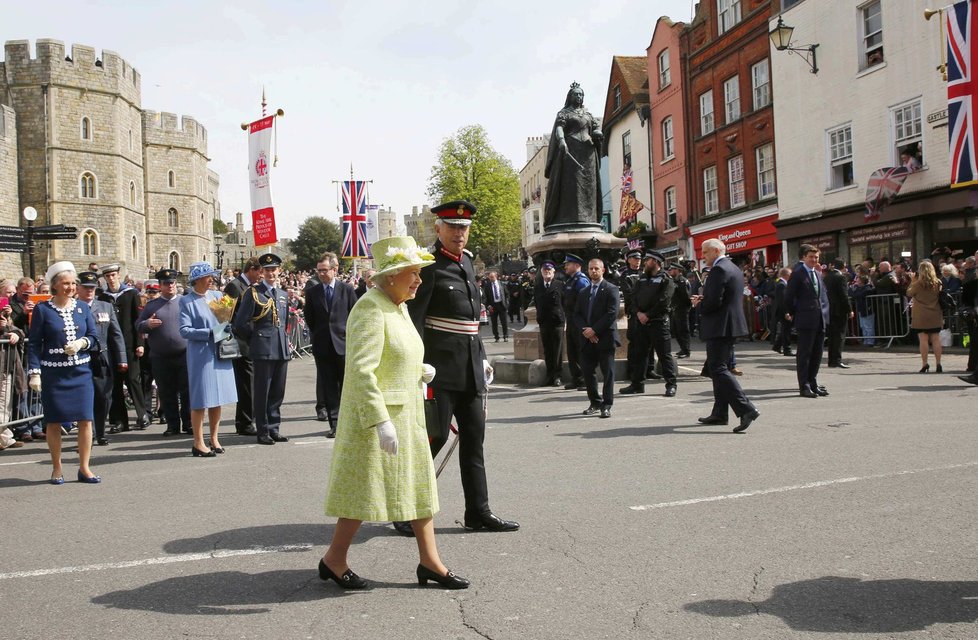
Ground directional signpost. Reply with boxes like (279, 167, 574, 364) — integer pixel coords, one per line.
(4, 208, 78, 278)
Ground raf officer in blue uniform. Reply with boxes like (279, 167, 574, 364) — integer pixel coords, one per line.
(77, 271, 126, 446)
(233, 253, 291, 445)
(561, 253, 591, 390)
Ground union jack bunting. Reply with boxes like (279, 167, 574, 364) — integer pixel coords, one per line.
(621, 168, 633, 195)
(949, 0, 978, 187)
(341, 180, 370, 258)
(864, 167, 910, 221)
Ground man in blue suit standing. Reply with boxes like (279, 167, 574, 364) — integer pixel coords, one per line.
(574, 258, 620, 419)
(784, 244, 831, 398)
(692, 238, 759, 433)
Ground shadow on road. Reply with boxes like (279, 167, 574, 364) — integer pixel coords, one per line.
(684, 575, 978, 633)
(556, 424, 730, 438)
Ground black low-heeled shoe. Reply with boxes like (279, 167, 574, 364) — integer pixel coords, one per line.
(209, 445, 225, 454)
(416, 564, 469, 589)
(191, 446, 216, 458)
(318, 559, 368, 589)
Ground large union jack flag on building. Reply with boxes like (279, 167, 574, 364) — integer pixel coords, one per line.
(865, 166, 910, 221)
(949, 0, 978, 188)
(341, 180, 370, 258)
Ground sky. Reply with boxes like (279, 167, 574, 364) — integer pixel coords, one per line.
(3, 0, 696, 239)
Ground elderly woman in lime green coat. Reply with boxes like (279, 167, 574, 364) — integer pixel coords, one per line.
(320, 237, 470, 591)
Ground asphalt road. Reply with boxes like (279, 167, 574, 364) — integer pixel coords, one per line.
(1, 336, 977, 639)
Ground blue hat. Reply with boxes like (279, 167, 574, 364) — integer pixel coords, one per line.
(155, 268, 179, 283)
(541, 261, 556, 270)
(259, 253, 283, 268)
(187, 261, 219, 284)
(562, 253, 584, 266)
(78, 271, 99, 287)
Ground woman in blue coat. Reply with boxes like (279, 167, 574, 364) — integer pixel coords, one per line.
(179, 262, 237, 457)
(27, 261, 101, 484)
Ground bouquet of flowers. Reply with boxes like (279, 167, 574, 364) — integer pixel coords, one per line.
(208, 295, 236, 323)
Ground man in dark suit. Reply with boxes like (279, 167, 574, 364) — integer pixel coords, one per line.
(305, 251, 357, 438)
(77, 271, 126, 446)
(824, 257, 854, 368)
(784, 244, 831, 398)
(233, 253, 292, 445)
(574, 258, 620, 419)
(534, 260, 565, 386)
(771, 267, 794, 356)
(98, 264, 148, 432)
(482, 270, 509, 342)
(692, 238, 759, 433)
(405, 200, 518, 534)
(224, 258, 261, 436)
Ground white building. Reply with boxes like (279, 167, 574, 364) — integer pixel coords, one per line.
(519, 135, 548, 248)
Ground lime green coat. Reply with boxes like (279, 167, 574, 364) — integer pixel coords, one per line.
(324, 287, 439, 522)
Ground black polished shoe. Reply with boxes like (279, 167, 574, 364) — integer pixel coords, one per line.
(135, 419, 150, 431)
(733, 409, 760, 433)
(697, 415, 728, 425)
(599, 406, 611, 418)
(162, 429, 179, 437)
(828, 362, 850, 369)
(108, 424, 122, 434)
(209, 445, 225, 454)
(417, 564, 469, 589)
(783, 350, 794, 357)
(936, 364, 943, 373)
(814, 386, 829, 397)
(236, 426, 258, 436)
(256, 435, 275, 445)
(318, 559, 369, 589)
(392, 520, 415, 537)
(582, 403, 601, 416)
(96, 437, 109, 446)
(325, 428, 336, 439)
(619, 385, 645, 395)
(664, 385, 677, 397)
(676, 351, 690, 359)
(800, 387, 818, 398)
(463, 512, 520, 532)
(563, 381, 581, 390)
(191, 446, 216, 458)
(645, 371, 663, 380)
(958, 374, 978, 385)
(269, 432, 289, 442)
(316, 409, 329, 422)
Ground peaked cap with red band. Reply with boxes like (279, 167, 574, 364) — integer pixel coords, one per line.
(431, 200, 477, 226)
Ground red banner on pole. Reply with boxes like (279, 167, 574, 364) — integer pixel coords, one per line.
(248, 115, 277, 247)
(252, 207, 277, 247)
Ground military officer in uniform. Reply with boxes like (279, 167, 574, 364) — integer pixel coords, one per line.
(623, 250, 678, 397)
(232, 253, 291, 445)
(561, 253, 591, 390)
(98, 264, 149, 432)
(534, 260, 565, 386)
(403, 200, 519, 535)
(77, 271, 126, 446)
(224, 257, 262, 436)
(668, 262, 693, 359)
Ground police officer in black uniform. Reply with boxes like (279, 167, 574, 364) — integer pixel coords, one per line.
(625, 250, 678, 397)
(232, 253, 291, 445)
(561, 254, 590, 390)
(534, 260, 565, 386)
(668, 262, 693, 358)
(403, 200, 519, 535)
(618, 249, 644, 391)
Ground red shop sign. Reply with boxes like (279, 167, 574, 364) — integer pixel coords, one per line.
(692, 214, 779, 257)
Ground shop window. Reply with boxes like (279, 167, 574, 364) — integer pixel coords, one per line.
(860, 1, 884, 69)
(658, 49, 671, 89)
(718, 0, 742, 35)
(700, 90, 714, 135)
(704, 166, 719, 215)
(662, 117, 674, 160)
(622, 130, 632, 169)
(756, 144, 776, 199)
(664, 187, 677, 229)
(751, 59, 770, 110)
(892, 100, 923, 169)
(828, 124, 854, 189)
(724, 76, 740, 124)
(728, 156, 745, 208)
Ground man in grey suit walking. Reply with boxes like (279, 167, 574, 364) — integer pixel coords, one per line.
(692, 238, 759, 433)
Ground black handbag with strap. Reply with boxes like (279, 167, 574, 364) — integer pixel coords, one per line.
(217, 334, 241, 360)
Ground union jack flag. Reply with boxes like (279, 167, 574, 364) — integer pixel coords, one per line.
(621, 168, 633, 195)
(949, 0, 978, 187)
(341, 180, 370, 258)
(864, 166, 910, 221)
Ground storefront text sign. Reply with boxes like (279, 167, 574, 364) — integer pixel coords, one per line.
(848, 221, 912, 245)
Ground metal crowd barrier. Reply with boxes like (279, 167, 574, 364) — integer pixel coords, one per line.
(287, 311, 312, 359)
(0, 337, 43, 435)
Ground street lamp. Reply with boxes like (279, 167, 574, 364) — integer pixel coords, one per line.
(23, 206, 37, 279)
(770, 15, 819, 74)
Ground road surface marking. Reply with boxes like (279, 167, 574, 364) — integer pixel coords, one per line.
(629, 461, 978, 511)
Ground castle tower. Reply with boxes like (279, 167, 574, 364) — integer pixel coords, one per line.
(1, 39, 145, 277)
(0, 105, 20, 276)
(141, 111, 212, 273)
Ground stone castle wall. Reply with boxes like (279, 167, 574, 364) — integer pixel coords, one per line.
(0, 105, 22, 277)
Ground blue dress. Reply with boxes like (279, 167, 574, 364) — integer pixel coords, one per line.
(27, 299, 99, 423)
(178, 290, 237, 410)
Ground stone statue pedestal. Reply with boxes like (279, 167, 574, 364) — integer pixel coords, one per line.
(527, 229, 625, 262)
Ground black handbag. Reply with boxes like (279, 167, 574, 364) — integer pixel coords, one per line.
(424, 397, 441, 441)
(217, 335, 241, 360)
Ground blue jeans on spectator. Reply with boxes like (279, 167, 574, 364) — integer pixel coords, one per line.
(858, 314, 875, 346)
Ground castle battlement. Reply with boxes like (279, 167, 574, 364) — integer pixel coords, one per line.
(142, 110, 208, 154)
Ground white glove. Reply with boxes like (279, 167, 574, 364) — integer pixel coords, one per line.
(29, 374, 41, 393)
(421, 363, 436, 384)
(483, 359, 494, 386)
(376, 420, 398, 455)
(63, 338, 88, 356)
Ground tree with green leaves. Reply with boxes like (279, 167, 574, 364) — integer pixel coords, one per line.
(427, 125, 521, 264)
(289, 216, 343, 271)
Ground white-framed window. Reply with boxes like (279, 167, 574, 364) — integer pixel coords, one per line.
(728, 156, 745, 208)
(703, 166, 719, 215)
(167, 170, 175, 188)
(622, 130, 632, 169)
(724, 76, 740, 123)
(130, 235, 137, 259)
(756, 144, 776, 199)
(80, 117, 92, 141)
(751, 59, 770, 110)
(82, 229, 99, 256)
(828, 124, 854, 189)
(613, 84, 622, 111)
(700, 90, 714, 135)
(717, 0, 742, 35)
(657, 49, 671, 89)
(168, 251, 180, 271)
(861, 1, 884, 69)
(168, 207, 179, 227)
(664, 187, 677, 229)
(129, 181, 136, 207)
(892, 100, 923, 168)
(661, 117, 675, 159)
(80, 172, 97, 199)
